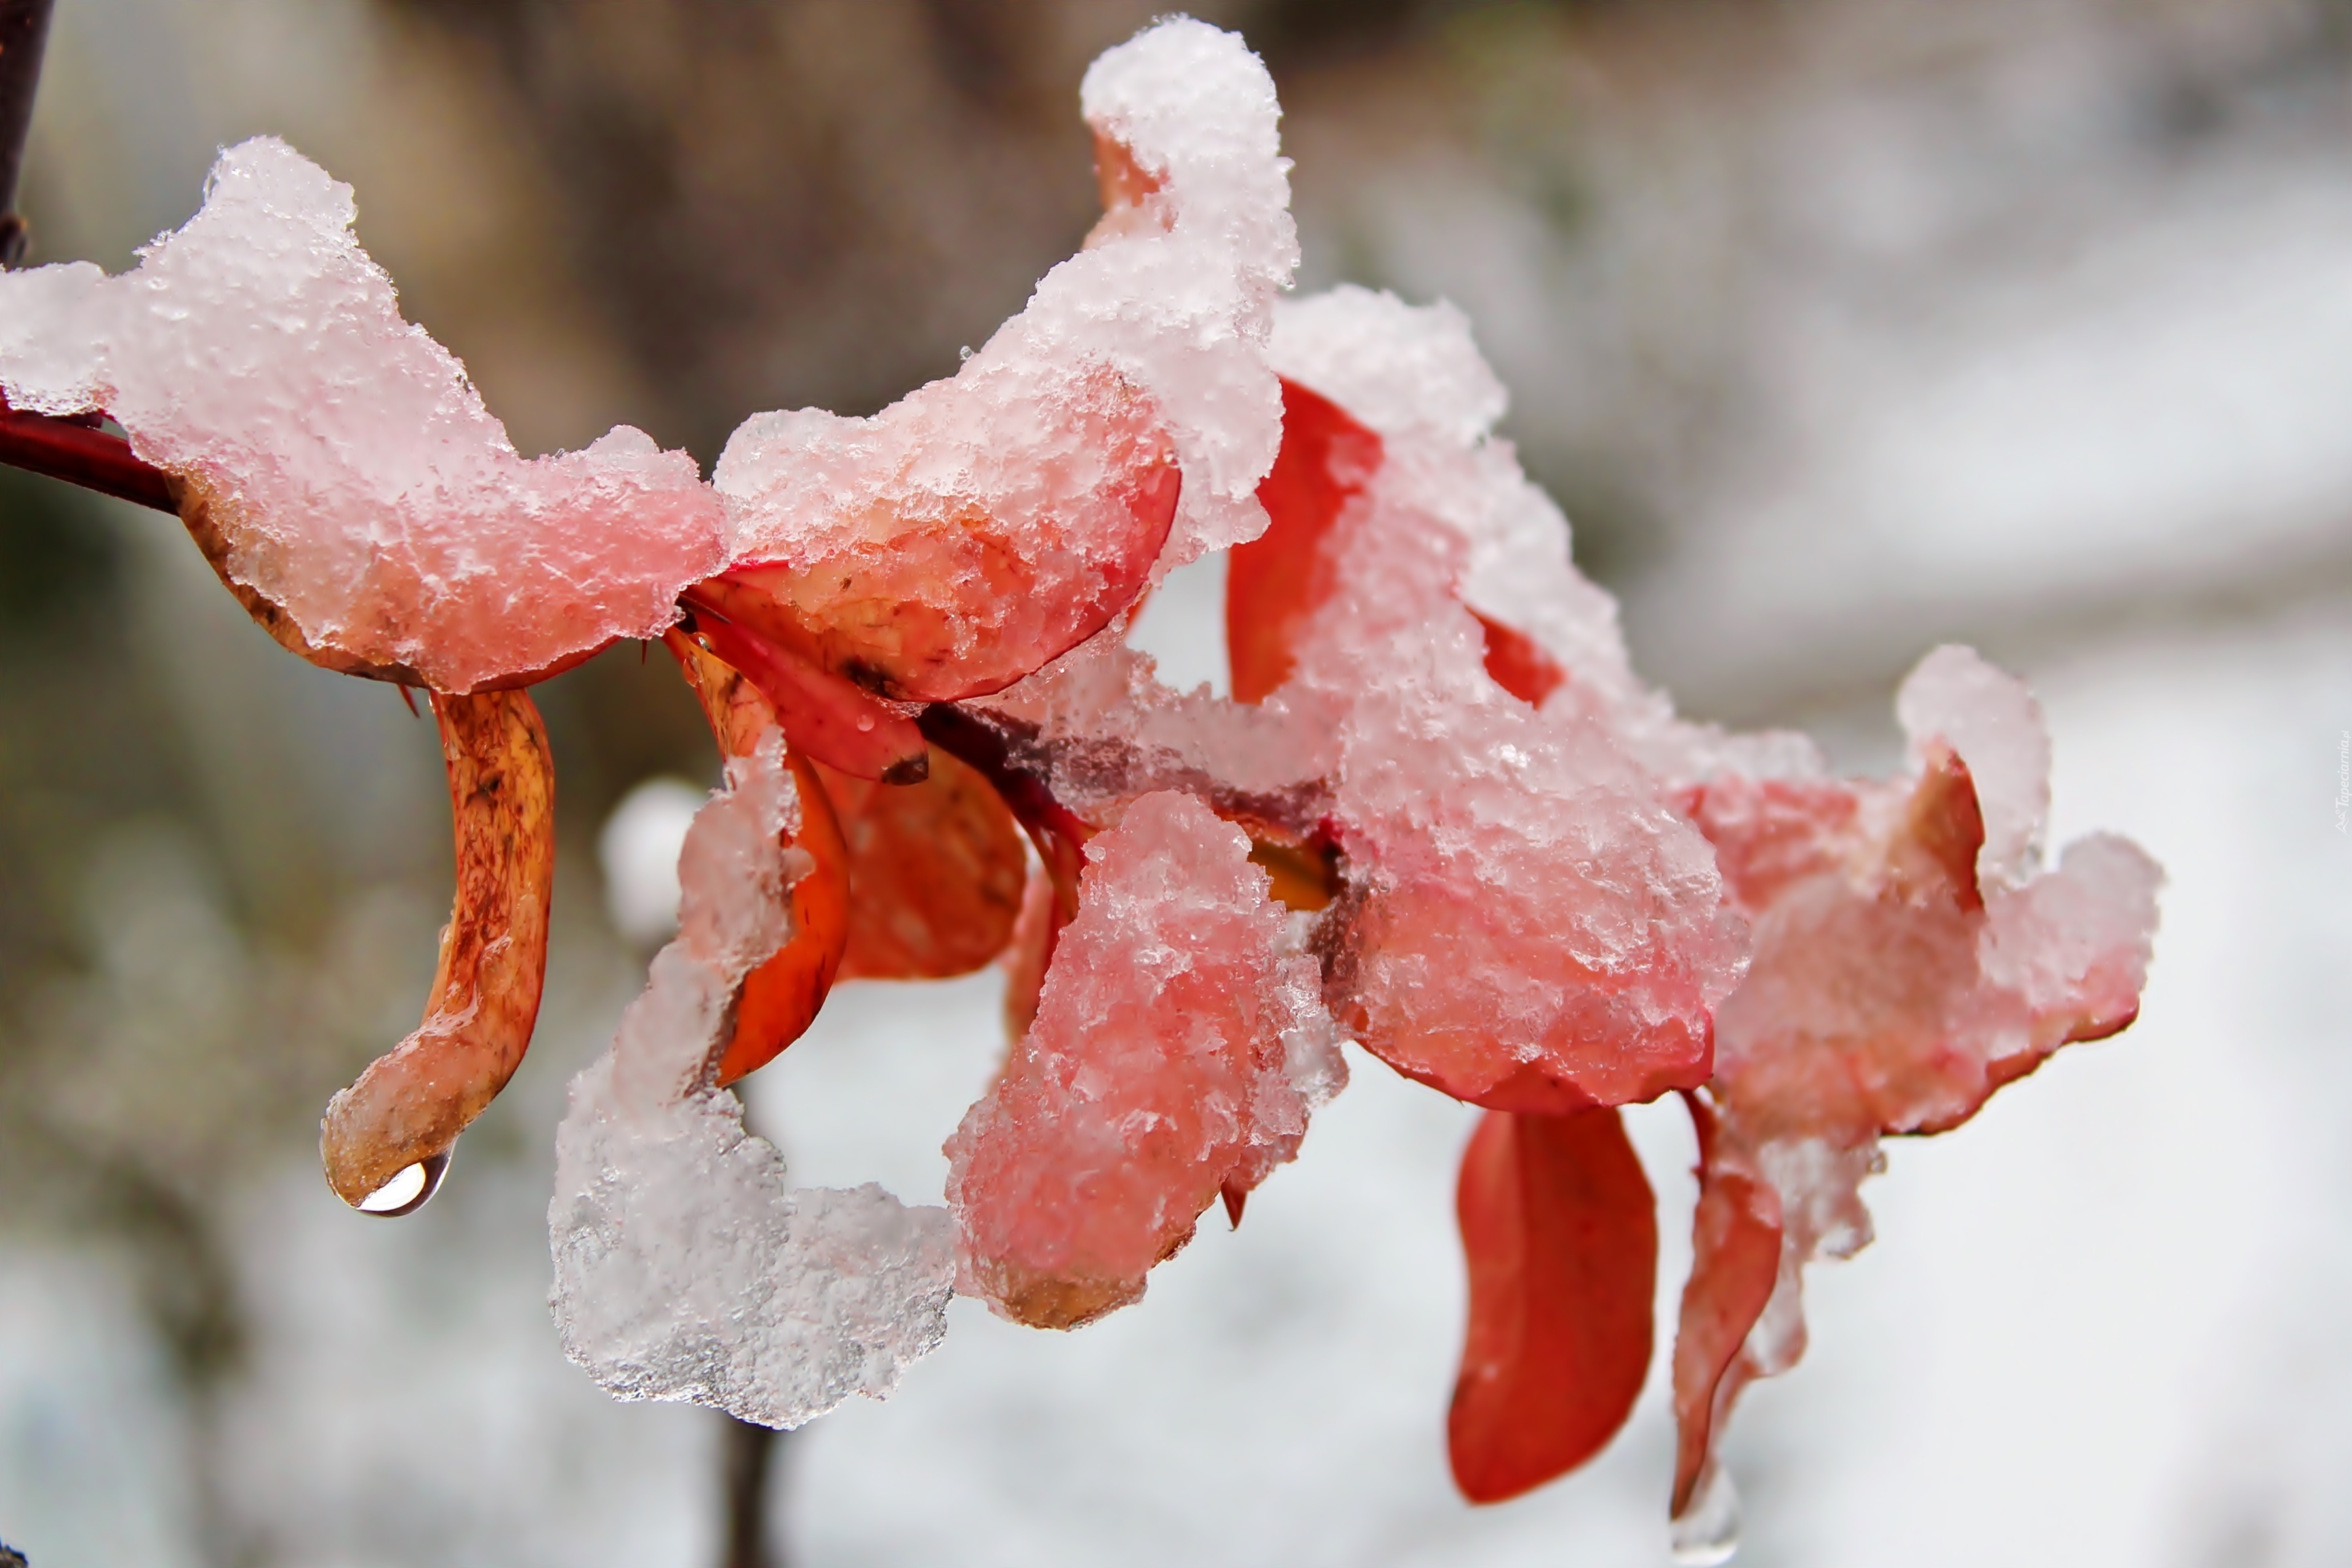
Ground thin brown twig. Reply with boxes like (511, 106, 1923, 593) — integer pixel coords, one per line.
(721, 1416, 785, 1568)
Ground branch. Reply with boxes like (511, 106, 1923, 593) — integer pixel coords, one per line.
(0, 398, 176, 511)
(0, 0, 173, 512)
(0, 0, 54, 265)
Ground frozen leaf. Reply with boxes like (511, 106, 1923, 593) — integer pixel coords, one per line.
(0, 139, 726, 693)
(1667, 1094, 1784, 1519)
(665, 632, 852, 1085)
(1662, 652, 2162, 1518)
(945, 791, 1342, 1327)
(1262, 293, 1747, 1113)
(702, 19, 1296, 704)
(1896, 644, 2051, 888)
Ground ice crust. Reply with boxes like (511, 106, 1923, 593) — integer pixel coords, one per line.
(945, 791, 1343, 1327)
(1255, 287, 2158, 1508)
(710, 18, 1295, 700)
(1265, 288, 1750, 1111)
(0, 18, 1292, 705)
(0, 139, 726, 693)
(1271, 286, 1827, 786)
(1665, 652, 2161, 1507)
(0, 10, 2167, 1480)
(551, 732, 953, 1427)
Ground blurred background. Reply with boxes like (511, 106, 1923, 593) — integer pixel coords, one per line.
(1, 0, 2347, 1563)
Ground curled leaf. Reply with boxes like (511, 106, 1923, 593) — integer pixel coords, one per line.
(1669, 1096, 1784, 1520)
(320, 688, 554, 1209)
(1450, 1106, 1658, 1504)
(666, 630, 853, 1085)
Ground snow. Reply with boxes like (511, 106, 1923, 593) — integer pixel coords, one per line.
(550, 731, 955, 1428)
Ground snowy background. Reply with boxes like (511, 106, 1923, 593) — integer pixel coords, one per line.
(1, 1, 2347, 1565)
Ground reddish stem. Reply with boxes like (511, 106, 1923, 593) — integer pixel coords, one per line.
(0, 397, 175, 512)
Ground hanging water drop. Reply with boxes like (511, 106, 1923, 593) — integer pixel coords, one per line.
(354, 1150, 451, 1217)
(1670, 1461, 1741, 1566)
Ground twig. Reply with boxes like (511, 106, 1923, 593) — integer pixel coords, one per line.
(0, 0, 178, 510)
(0, 0, 54, 265)
(0, 397, 175, 510)
(721, 1417, 785, 1568)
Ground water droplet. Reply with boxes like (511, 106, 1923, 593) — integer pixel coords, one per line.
(1670, 1462, 1741, 1566)
(855, 714, 875, 732)
(356, 1151, 450, 1218)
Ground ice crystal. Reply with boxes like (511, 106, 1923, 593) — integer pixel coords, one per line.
(0, 139, 725, 692)
(550, 732, 954, 1427)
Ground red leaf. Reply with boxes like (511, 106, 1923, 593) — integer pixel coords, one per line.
(1470, 610, 1567, 708)
(1448, 1106, 1658, 1504)
(681, 600, 930, 783)
(1227, 379, 1384, 703)
(817, 749, 1028, 983)
(1668, 1096, 1784, 1518)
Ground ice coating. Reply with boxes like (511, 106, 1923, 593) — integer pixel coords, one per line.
(1315, 605, 1744, 1112)
(945, 791, 1343, 1328)
(1896, 643, 2052, 887)
(1255, 289, 2161, 1514)
(706, 362, 1179, 703)
(1264, 292, 1748, 1112)
(0, 138, 726, 693)
(1268, 289, 1642, 723)
(1269, 285, 1823, 786)
(551, 730, 953, 1428)
(708, 18, 1294, 702)
(0, 8, 2176, 1518)
(1665, 662, 2161, 1514)
(1077, 14, 1296, 565)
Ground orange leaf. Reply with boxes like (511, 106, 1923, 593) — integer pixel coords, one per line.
(321, 688, 555, 1209)
(817, 749, 1028, 982)
(1449, 1105, 1658, 1503)
(665, 632, 854, 1085)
